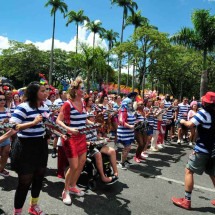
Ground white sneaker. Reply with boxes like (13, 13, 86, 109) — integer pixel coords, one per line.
(189, 142, 193, 146)
(177, 139, 181, 145)
(150, 147, 159, 152)
(141, 152, 149, 158)
(157, 144, 164, 149)
(62, 190, 72, 205)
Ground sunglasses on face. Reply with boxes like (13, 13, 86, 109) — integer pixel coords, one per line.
(0, 99, 6, 101)
(46, 88, 51, 91)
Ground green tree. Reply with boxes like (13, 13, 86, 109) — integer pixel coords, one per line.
(102, 29, 119, 83)
(171, 9, 215, 97)
(86, 21, 105, 50)
(65, 10, 90, 53)
(111, 0, 138, 94)
(45, 0, 68, 84)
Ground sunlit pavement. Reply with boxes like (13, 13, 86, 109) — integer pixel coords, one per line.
(1, 141, 215, 215)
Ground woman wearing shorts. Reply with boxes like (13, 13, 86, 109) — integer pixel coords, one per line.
(57, 77, 92, 205)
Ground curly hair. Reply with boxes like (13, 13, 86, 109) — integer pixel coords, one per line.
(25, 81, 42, 109)
(68, 77, 83, 100)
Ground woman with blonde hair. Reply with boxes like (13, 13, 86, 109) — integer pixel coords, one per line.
(56, 77, 93, 205)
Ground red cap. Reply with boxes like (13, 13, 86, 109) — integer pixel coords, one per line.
(202, 92, 215, 104)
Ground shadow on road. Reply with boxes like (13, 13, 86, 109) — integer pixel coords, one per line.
(191, 206, 215, 214)
(73, 181, 131, 215)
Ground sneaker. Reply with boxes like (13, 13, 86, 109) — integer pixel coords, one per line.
(211, 199, 215, 206)
(117, 162, 127, 170)
(189, 142, 193, 146)
(150, 147, 159, 152)
(28, 204, 45, 215)
(106, 175, 118, 185)
(141, 152, 149, 158)
(0, 169, 9, 177)
(62, 190, 72, 205)
(125, 160, 132, 165)
(134, 156, 141, 163)
(157, 144, 164, 149)
(171, 197, 191, 210)
(51, 148, 57, 158)
(69, 186, 85, 197)
(177, 139, 181, 145)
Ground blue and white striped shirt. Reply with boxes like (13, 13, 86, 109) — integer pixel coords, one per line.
(117, 111, 135, 144)
(65, 100, 87, 130)
(177, 103, 190, 120)
(0, 108, 10, 122)
(191, 109, 211, 154)
(10, 102, 50, 138)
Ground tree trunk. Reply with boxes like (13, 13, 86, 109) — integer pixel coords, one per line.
(76, 23, 79, 53)
(132, 59, 135, 92)
(49, 12, 56, 85)
(126, 55, 130, 87)
(118, 10, 125, 94)
(200, 49, 208, 97)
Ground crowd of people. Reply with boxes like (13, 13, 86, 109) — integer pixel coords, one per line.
(0, 76, 214, 214)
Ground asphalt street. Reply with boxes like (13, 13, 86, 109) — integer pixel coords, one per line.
(0, 140, 215, 215)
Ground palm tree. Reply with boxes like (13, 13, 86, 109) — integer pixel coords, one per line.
(45, 0, 68, 84)
(125, 10, 148, 30)
(65, 10, 90, 53)
(171, 9, 215, 97)
(111, 0, 138, 94)
(103, 29, 119, 83)
(86, 21, 105, 50)
(125, 11, 148, 93)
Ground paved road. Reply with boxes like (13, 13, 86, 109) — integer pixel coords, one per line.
(1, 141, 215, 215)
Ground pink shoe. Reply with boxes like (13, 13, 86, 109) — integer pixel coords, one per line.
(172, 197, 191, 210)
(134, 156, 141, 163)
(69, 186, 85, 197)
(28, 204, 45, 215)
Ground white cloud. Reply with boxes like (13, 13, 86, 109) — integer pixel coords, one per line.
(0, 22, 108, 52)
(0, 36, 10, 50)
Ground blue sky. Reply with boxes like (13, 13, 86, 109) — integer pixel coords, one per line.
(0, 0, 215, 50)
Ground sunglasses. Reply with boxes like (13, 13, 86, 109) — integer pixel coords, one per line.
(80, 87, 85, 90)
(46, 88, 51, 91)
(0, 99, 6, 101)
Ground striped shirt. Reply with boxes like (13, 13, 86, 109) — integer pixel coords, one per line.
(64, 100, 87, 129)
(144, 107, 154, 127)
(102, 105, 108, 120)
(191, 109, 211, 154)
(117, 111, 135, 144)
(53, 98, 65, 107)
(0, 108, 10, 122)
(86, 129, 97, 141)
(164, 101, 173, 119)
(177, 103, 190, 120)
(10, 102, 50, 138)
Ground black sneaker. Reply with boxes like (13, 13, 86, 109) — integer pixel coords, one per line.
(51, 148, 57, 158)
(125, 160, 132, 165)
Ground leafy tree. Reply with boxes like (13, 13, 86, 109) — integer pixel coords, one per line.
(85, 21, 105, 50)
(171, 9, 215, 97)
(102, 29, 119, 83)
(111, 0, 138, 94)
(45, 0, 68, 84)
(65, 10, 90, 53)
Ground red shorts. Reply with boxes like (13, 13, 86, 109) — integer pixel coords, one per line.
(62, 134, 87, 158)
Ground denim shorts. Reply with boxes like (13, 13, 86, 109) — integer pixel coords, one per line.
(146, 129, 153, 136)
(0, 138, 10, 147)
(186, 151, 215, 176)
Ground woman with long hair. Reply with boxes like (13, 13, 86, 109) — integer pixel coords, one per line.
(56, 77, 92, 205)
(10, 82, 50, 215)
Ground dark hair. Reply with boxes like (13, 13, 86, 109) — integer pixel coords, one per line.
(25, 81, 42, 109)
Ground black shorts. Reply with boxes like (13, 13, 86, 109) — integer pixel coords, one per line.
(16, 136, 48, 174)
